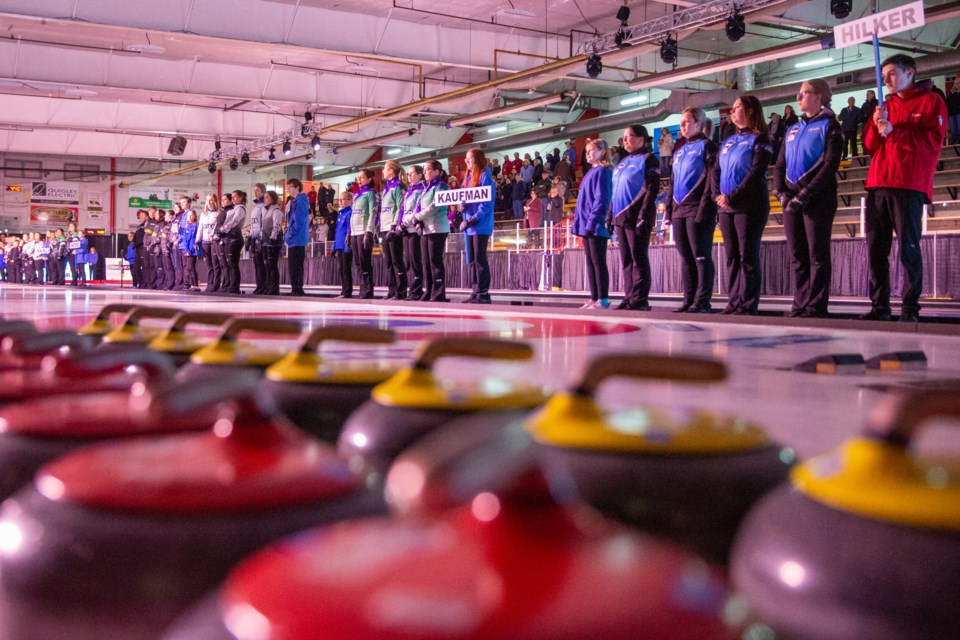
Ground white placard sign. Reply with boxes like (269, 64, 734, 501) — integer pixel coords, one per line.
(833, 1, 924, 49)
(434, 185, 492, 207)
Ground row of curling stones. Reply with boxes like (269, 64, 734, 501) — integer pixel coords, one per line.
(0, 372, 388, 640)
(730, 388, 960, 640)
(162, 383, 746, 640)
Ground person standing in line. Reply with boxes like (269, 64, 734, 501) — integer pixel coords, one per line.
(210, 193, 232, 293)
(21, 233, 36, 285)
(775, 79, 844, 318)
(248, 183, 267, 295)
(380, 159, 408, 300)
(131, 210, 146, 288)
(611, 124, 660, 311)
(198, 194, 220, 293)
(571, 138, 614, 310)
(171, 201, 186, 290)
(947, 85, 960, 145)
(179, 209, 202, 291)
(66, 222, 87, 287)
(333, 192, 354, 298)
(715, 95, 774, 316)
(260, 190, 284, 296)
(401, 165, 427, 300)
(664, 107, 719, 314)
(838, 96, 862, 159)
(861, 54, 947, 322)
(284, 178, 310, 297)
(54, 228, 68, 285)
(413, 160, 451, 302)
(160, 210, 176, 290)
(143, 207, 162, 289)
(46, 230, 62, 286)
(219, 192, 246, 294)
(458, 148, 496, 304)
(349, 169, 377, 299)
(658, 127, 675, 178)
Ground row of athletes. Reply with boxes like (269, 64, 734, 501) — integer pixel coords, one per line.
(571, 54, 945, 321)
(2, 223, 90, 286)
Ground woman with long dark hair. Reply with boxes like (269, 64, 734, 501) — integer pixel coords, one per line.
(611, 124, 660, 310)
(261, 190, 284, 295)
(459, 148, 496, 304)
(400, 165, 427, 300)
(665, 107, 719, 313)
(414, 160, 451, 302)
(380, 159, 407, 299)
(350, 169, 378, 298)
(571, 138, 614, 309)
(715, 95, 774, 315)
(219, 190, 246, 294)
(774, 78, 843, 318)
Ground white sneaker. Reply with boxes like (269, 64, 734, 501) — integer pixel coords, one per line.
(592, 300, 611, 310)
(579, 300, 596, 309)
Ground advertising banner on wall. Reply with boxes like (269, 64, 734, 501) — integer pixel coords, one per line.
(30, 205, 79, 231)
(128, 187, 191, 211)
(31, 181, 80, 205)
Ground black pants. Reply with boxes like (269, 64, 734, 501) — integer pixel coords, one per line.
(133, 248, 143, 287)
(161, 252, 175, 290)
(58, 258, 67, 285)
(865, 188, 925, 314)
(203, 242, 221, 292)
(718, 209, 768, 314)
(24, 258, 36, 284)
(615, 223, 651, 306)
(350, 235, 374, 298)
(142, 252, 157, 289)
(173, 248, 185, 290)
(674, 213, 716, 308)
(842, 129, 858, 158)
(70, 255, 85, 285)
(182, 253, 198, 289)
(421, 233, 447, 301)
(784, 196, 836, 316)
(337, 249, 353, 297)
(0, 267, 5, 281)
(214, 241, 228, 291)
(47, 256, 61, 286)
(287, 245, 306, 295)
(404, 233, 423, 299)
(468, 234, 490, 300)
(221, 238, 242, 293)
(250, 240, 265, 293)
(582, 234, 609, 301)
(263, 243, 281, 295)
(382, 233, 407, 298)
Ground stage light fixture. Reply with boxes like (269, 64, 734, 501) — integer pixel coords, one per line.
(830, 0, 852, 20)
(214, 140, 221, 151)
(283, 140, 292, 156)
(726, 8, 745, 42)
(304, 111, 313, 122)
(229, 157, 239, 170)
(660, 36, 678, 65)
(615, 26, 628, 48)
(586, 53, 603, 78)
(311, 135, 321, 150)
(616, 1, 630, 23)
(207, 162, 216, 174)
(268, 147, 276, 161)
(240, 152, 250, 166)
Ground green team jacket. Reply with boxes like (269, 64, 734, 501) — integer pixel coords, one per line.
(379, 183, 404, 232)
(350, 189, 378, 236)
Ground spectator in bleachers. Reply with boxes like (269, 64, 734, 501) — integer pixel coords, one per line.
(782, 104, 799, 128)
(775, 78, 844, 318)
(490, 158, 501, 177)
(658, 127, 675, 177)
(555, 155, 573, 186)
(720, 114, 738, 140)
(523, 189, 543, 248)
(947, 85, 960, 145)
(861, 54, 948, 323)
(520, 159, 534, 183)
(768, 112, 784, 165)
(860, 90, 879, 128)
(547, 148, 561, 173)
(838, 97, 862, 159)
(511, 173, 527, 220)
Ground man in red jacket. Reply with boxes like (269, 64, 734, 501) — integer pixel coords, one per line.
(861, 54, 947, 323)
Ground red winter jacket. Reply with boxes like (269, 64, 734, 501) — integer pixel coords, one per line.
(863, 83, 947, 201)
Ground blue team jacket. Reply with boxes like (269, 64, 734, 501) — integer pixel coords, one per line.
(334, 207, 352, 252)
(571, 164, 613, 239)
(784, 111, 833, 187)
(461, 167, 496, 236)
(285, 192, 310, 247)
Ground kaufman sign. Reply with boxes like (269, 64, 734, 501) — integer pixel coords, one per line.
(833, 1, 924, 49)
(434, 185, 493, 207)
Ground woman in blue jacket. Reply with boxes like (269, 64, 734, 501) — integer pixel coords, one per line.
(459, 148, 496, 304)
(66, 222, 87, 287)
(284, 178, 310, 296)
(665, 107, 719, 313)
(774, 78, 843, 318)
(178, 209, 202, 291)
(571, 138, 614, 310)
(715, 96, 773, 315)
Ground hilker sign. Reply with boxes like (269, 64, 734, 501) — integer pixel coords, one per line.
(434, 185, 493, 207)
(833, 1, 924, 49)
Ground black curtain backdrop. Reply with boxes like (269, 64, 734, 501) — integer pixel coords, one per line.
(213, 235, 960, 299)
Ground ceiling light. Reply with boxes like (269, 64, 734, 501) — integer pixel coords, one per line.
(586, 53, 603, 78)
(283, 140, 292, 156)
(614, 26, 628, 48)
(795, 57, 833, 68)
(830, 0, 852, 20)
(620, 95, 647, 106)
(333, 129, 417, 154)
(616, 2, 630, 23)
(304, 111, 313, 122)
(387, 148, 402, 155)
(207, 162, 217, 174)
(64, 88, 97, 97)
(446, 91, 573, 128)
(660, 36, 678, 65)
(487, 125, 508, 133)
(311, 135, 321, 150)
(495, 6, 536, 18)
(314, 166, 324, 171)
(240, 152, 250, 166)
(726, 8, 746, 42)
(124, 43, 166, 55)
(268, 147, 276, 161)
(229, 157, 239, 171)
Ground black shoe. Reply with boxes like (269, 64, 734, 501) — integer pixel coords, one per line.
(673, 303, 692, 313)
(631, 302, 652, 311)
(899, 309, 919, 323)
(418, 294, 431, 302)
(475, 296, 491, 304)
(460, 296, 478, 303)
(690, 303, 712, 314)
(720, 306, 738, 315)
(616, 300, 634, 310)
(787, 309, 803, 318)
(860, 308, 892, 321)
(800, 309, 828, 318)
